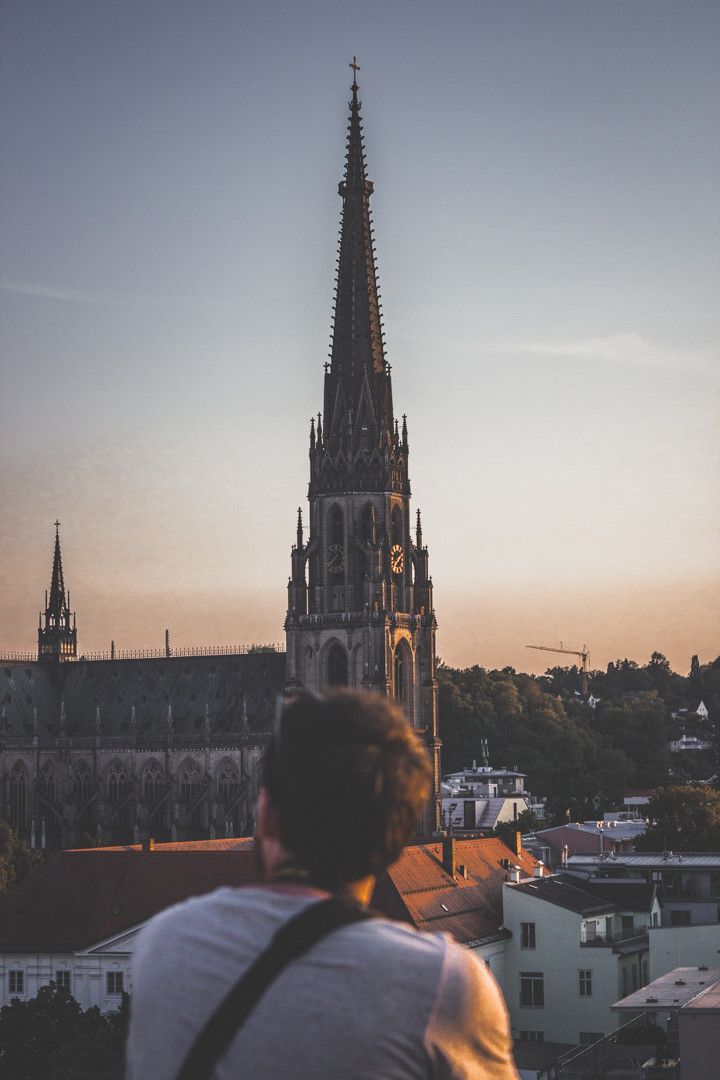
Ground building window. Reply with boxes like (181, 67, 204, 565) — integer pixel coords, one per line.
(519, 1031, 544, 1042)
(9, 762, 26, 833)
(670, 909, 691, 927)
(520, 972, 544, 1008)
(107, 971, 124, 995)
(579, 1032, 605, 1045)
(621, 915, 634, 931)
(579, 969, 593, 997)
(521, 922, 536, 949)
(55, 970, 71, 990)
(8, 970, 24, 995)
(326, 641, 348, 687)
(143, 759, 164, 804)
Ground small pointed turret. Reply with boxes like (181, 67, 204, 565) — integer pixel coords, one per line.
(296, 507, 304, 549)
(416, 508, 423, 549)
(38, 521, 77, 662)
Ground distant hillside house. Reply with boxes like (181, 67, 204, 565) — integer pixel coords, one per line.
(441, 762, 546, 831)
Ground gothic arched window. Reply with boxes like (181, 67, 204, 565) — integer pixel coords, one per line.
(39, 760, 55, 801)
(180, 758, 204, 834)
(394, 640, 413, 709)
(218, 758, 239, 802)
(327, 642, 348, 687)
(391, 505, 403, 546)
(327, 504, 344, 548)
(8, 762, 26, 834)
(72, 761, 94, 835)
(218, 758, 241, 836)
(107, 762, 127, 806)
(107, 761, 130, 834)
(143, 759, 164, 805)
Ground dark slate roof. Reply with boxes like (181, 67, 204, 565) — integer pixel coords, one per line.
(0, 652, 286, 737)
(0, 842, 258, 951)
(0, 662, 58, 736)
(575, 877, 656, 912)
(511, 874, 617, 916)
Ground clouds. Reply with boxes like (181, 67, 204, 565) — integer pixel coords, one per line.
(515, 333, 717, 376)
(0, 278, 160, 308)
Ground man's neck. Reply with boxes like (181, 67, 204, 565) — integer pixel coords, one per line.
(268, 861, 375, 905)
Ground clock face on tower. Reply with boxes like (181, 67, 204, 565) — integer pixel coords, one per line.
(326, 544, 345, 574)
(391, 544, 404, 575)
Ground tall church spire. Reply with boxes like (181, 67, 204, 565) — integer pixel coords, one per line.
(329, 66, 385, 383)
(38, 521, 77, 662)
(315, 64, 402, 492)
(287, 66, 441, 833)
(48, 520, 66, 618)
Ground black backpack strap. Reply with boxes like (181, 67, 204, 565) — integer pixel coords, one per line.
(176, 895, 376, 1080)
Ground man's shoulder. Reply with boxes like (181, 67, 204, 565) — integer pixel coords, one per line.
(134, 885, 462, 976)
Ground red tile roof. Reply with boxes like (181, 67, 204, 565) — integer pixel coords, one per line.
(0, 836, 542, 953)
(0, 846, 257, 952)
(372, 836, 543, 945)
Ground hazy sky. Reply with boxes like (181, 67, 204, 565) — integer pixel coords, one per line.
(1, 0, 718, 673)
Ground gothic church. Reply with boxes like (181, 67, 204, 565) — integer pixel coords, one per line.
(0, 70, 441, 848)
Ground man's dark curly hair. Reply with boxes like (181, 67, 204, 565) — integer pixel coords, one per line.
(262, 690, 432, 887)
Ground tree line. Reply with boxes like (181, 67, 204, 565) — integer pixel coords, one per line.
(437, 653, 720, 824)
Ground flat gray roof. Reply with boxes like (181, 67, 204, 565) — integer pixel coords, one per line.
(613, 967, 720, 1011)
(568, 853, 720, 869)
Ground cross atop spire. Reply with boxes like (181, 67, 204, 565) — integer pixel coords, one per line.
(349, 56, 360, 91)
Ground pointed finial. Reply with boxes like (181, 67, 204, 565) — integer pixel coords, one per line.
(416, 508, 423, 548)
(297, 507, 303, 547)
(349, 56, 360, 92)
(54, 519, 60, 535)
(402, 414, 408, 446)
(310, 416, 316, 450)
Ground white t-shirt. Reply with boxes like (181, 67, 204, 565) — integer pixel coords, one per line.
(127, 883, 518, 1080)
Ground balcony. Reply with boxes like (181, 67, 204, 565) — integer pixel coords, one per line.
(580, 929, 649, 954)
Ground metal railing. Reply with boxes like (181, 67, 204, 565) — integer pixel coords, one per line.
(0, 644, 285, 664)
(553, 1012, 661, 1080)
(580, 928, 649, 953)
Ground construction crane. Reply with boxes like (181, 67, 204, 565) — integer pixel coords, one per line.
(526, 641, 590, 696)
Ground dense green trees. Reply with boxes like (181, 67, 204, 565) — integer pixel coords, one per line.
(636, 786, 720, 852)
(0, 820, 40, 895)
(438, 653, 719, 826)
(0, 983, 128, 1080)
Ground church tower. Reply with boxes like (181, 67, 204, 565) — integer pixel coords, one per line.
(285, 65, 441, 831)
(38, 521, 77, 662)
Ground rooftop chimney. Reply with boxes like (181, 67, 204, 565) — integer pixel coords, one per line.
(533, 861, 544, 878)
(514, 830, 522, 858)
(442, 835, 456, 878)
(509, 866, 521, 884)
(142, 837, 155, 853)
